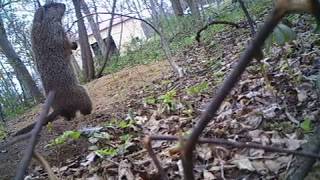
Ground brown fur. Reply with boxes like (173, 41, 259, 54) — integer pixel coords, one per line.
(31, 3, 92, 120)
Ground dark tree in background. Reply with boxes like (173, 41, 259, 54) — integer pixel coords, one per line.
(72, 0, 95, 81)
(80, 0, 108, 64)
(185, 0, 201, 21)
(169, 0, 184, 16)
(0, 16, 43, 103)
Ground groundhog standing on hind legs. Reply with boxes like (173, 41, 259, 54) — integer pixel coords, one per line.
(31, 3, 92, 120)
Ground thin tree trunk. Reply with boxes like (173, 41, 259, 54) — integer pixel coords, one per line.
(70, 55, 83, 81)
(0, 16, 43, 103)
(80, 0, 108, 60)
(237, 0, 256, 35)
(96, 0, 117, 78)
(72, 0, 95, 81)
(185, 0, 201, 21)
(169, 0, 184, 16)
(0, 61, 23, 104)
(117, 13, 124, 55)
(91, 0, 99, 23)
(150, 0, 184, 77)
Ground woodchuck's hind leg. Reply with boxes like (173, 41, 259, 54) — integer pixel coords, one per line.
(60, 110, 76, 121)
(76, 85, 92, 116)
(80, 105, 92, 115)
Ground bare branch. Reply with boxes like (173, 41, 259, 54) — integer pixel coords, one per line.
(143, 137, 168, 180)
(0, 0, 20, 9)
(237, 0, 256, 35)
(66, 12, 160, 36)
(13, 110, 60, 136)
(181, 0, 320, 179)
(182, 8, 284, 180)
(196, 20, 240, 43)
(15, 91, 55, 180)
(148, 135, 320, 159)
(0, 132, 32, 150)
(287, 126, 320, 180)
(33, 151, 58, 180)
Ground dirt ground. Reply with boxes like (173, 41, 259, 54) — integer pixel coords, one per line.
(0, 61, 170, 179)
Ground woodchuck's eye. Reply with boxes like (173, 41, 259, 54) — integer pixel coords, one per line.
(71, 42, 78, 50)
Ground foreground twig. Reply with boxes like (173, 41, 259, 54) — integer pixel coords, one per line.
(143, 137, 168, 180)
(195, 20, 239, 43)
(33, 151, 58, 180)
(181, 1, 320, 179)
(148, 135, 320, 159)
(286, 126, 320, 180)
(0, 132, 32, 150)
(0, 110, 60, 151)
(14, 110, 60, 136)
(15, 91, 55, 180)
(183, 8, 283, 180)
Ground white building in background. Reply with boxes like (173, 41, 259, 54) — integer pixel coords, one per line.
(72, 15, 152, 69)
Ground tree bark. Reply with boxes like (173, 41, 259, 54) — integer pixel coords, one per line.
(169, 0, 184, 16)
(70, 55, 83, 81)
(237, 0, 256, 35)
(0, 16, 43, 103)
(72, 0, 95, 81)
(80, 0, 108, 60)
(185, 0, 201, 21)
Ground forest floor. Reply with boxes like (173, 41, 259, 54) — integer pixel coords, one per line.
(1, 15, 320, 179)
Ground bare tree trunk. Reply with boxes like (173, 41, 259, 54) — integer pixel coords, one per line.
(80, 0, 108, 60)
(237, 0, 256, 35)
(117, 10, 124, 55)
(97, 0, 117, 78)
(149, 0, 184, 77)
(0, 16, 43, 103)
(0, 61, 23, 104)
(169, 0, 184, 16)
(70, 55, 83, 81)
(185, 0, 201, 21)
(72, 0, 95, 81)
(91, 0, 99, 23)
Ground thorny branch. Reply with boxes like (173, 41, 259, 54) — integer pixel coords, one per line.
(195, 20, 240, 43)
(15, 91, 55, 180)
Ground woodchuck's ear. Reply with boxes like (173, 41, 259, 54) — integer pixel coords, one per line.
(33, 7, 45, 23)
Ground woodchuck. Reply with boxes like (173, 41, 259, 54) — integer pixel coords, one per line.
(31, 2, 92, 120)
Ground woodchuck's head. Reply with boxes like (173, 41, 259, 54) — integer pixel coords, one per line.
(34, 3, 66, 23)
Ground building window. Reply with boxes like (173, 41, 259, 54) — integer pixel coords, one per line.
(91, 42, 102, 57)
